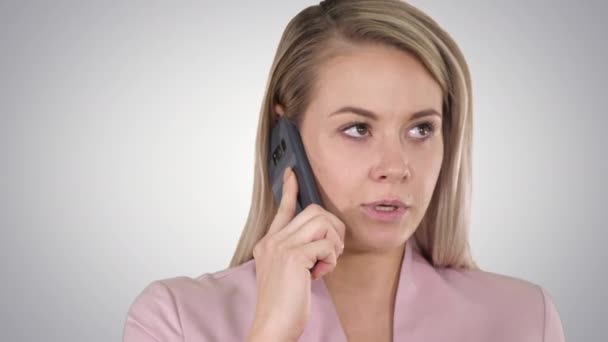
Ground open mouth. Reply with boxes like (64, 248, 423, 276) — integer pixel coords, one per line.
(374, 204, 399, 212)
(361, 202, 410, 222)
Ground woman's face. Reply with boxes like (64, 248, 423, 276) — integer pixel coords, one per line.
(295, 43, 444, 253)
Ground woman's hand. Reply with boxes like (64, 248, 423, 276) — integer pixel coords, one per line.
(247, 167, 345, 342)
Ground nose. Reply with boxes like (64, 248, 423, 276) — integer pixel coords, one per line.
(369, 138, 411, 183)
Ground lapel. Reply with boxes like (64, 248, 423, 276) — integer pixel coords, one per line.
(300, 238, 420, 341)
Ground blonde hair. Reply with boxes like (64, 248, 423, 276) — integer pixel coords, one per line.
(230, 0, 479, 270)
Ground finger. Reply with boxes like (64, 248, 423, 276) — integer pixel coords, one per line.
(297, 239, 337, 271)
(267, 167, 298, 235)
(274, 204, 324, 241)
(311, 260, 335, 280)
(289, 214, 343, 256)
(324, 213, 346, 247)
(325, 222, 344, 255)
(279, 206, 345, 249)
(283, 215, 343, 255)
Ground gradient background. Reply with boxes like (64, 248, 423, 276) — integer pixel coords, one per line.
(0, 1, 606, 341)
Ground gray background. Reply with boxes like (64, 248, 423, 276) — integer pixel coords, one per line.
(0, 1, 606, 341)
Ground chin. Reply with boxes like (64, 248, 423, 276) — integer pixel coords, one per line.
(345, 221, 411, 254)
(332, 206, 412, 253)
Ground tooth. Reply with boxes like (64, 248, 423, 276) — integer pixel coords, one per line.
(375, 205, 396, 211)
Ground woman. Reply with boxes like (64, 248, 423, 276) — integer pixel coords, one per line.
(123, 1, 565, 341)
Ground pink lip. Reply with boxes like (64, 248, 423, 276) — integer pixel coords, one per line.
(361, 202, 409, 222)
(364, 198, 409, 208)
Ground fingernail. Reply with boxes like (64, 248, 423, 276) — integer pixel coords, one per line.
(283, 167, 291, 182)
(287, 168, 293, 180)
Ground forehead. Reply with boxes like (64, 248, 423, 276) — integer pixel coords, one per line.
(311, 44, 443, 116)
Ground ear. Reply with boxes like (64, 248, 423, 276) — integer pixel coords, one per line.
(274, 104, 285, 117)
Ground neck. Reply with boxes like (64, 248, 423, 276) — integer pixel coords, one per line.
(323, 243, 406, 301)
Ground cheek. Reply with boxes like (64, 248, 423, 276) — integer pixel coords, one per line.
(306, 140, 363, 205)
(415, 144, 444, 198)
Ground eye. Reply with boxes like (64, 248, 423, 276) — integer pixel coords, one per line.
(342, 122, 370, 139)
(409, 121, 438, 139)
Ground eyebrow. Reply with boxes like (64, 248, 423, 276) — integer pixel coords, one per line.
(329, 106, 442, 121)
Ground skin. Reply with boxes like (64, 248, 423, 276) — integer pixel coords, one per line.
(276, 42, 445, 341)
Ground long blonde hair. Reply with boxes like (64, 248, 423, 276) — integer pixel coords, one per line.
(230, 0, 479, 270)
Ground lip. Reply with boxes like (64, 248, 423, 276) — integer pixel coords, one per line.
(361, 205, 409, 223)
(360, 197, 411, 223)
(363, 198, 410, 208)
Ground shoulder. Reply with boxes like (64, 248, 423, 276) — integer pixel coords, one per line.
(439, 266, 544, 306)
(435, 266, 565, 341)
(123, 260, 258, 342)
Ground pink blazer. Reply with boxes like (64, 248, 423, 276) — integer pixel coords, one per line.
(123, 239, 565, 341)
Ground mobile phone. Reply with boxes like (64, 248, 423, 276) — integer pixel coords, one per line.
(268, 116, 323, 214)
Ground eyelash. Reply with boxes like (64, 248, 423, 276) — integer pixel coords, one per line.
(341, 121, 438, 140)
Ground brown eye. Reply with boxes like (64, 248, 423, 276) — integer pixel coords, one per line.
(343, 123, 370, 138)
(409, 122, 437, 139)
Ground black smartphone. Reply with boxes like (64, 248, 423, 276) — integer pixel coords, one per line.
(268, 116, 323, 214)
